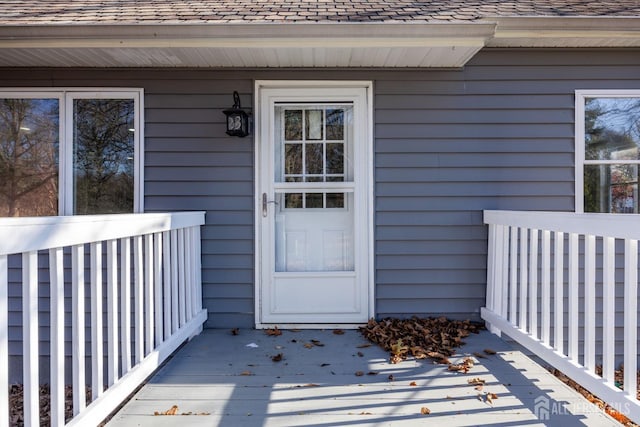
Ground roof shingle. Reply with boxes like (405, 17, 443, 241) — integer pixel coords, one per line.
(1, 0, 639, 25)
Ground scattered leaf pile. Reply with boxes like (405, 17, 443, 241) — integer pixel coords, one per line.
(359, 317, 484, 365)
(10, 384, 91, 426)
(550, 366, 639, 426)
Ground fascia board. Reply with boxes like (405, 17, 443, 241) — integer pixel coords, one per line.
(488, 17, 640, 47)
(0, 22, 496, 48)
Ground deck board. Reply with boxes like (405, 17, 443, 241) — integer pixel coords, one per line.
(107, 329, 619, 427)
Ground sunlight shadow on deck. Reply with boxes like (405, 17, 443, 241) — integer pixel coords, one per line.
(107, 329, 618, 427)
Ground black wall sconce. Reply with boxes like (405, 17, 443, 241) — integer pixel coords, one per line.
(223, 91, 251, 137)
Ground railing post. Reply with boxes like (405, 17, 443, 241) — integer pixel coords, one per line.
(568, 233, 579, 361)
(519, 227, 528, 331)
(553, 231, 564, 354)
(107, 239, 119, 387)
(584, 234, 596, 372)
(541, 230, 551, 346)
(23, 251, 39, 426)
(624, 238, 638, 401)
(121, 237, 132, 374)
(72, 244, 86, 414)
(485, 223, 497, 334)
(602, 236, 616, 383)
(509, 226, 518, 324)
(528, 229, 538, 338)
(91, 241, 104, 400)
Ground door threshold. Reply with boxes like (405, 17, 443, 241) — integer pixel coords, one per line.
(255, 323, 366, 330)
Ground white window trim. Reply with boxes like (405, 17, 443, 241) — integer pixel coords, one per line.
(575, 89, 640, 213)
(0, 88, 144, 214)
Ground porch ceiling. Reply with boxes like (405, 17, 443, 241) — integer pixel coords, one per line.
(0, 23, 494, 68)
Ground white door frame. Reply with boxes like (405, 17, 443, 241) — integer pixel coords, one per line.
(254, 80, 374, 328)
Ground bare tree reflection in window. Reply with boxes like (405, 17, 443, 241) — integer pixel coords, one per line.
(73, 99, 134, 214)
(0, 99, 59, 217)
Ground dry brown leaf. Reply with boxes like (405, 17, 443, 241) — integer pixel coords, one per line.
(240, 370, 253, 376)
(472, 352, 486, 359)
(155, 405, 179, 416)
(467, 377, 485, 385)
(271, 353, 283, 362)
(333, 329, 345, 335)
(360, 411, 372, 415)
(357, 343, 372, 348)
(420, 407, 431, 415)
(230, 328, 239, 336)
(409, 381, 417, 386)
(483, 348, 496, 355)
(355, 371, 364, 376)
(311, 339, 324, 347)
(367, 371, 379, 375)
(320, 363, 330, 367)
(357, 351, 364, 357)
(304, 343, 314, 349)
(388, 374, 394, 381)
(265, 327, 282, 336)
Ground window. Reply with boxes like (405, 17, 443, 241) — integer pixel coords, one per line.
(0, 89, 143, 216)
(576, 90, 640, 213)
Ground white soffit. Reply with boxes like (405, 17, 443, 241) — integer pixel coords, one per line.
(0, 23, 495, 68)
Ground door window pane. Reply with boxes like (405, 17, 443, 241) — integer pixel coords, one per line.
(73, 99, 135, 214)
(0, 98, 59, 216)
(326, 109, 344, 140)
(305, 109, 323, 140)
(285, 110, 302, 140)
(285, 143, 302, 175)
(326, 143, 344, 175)
(305, 143, 323, 175)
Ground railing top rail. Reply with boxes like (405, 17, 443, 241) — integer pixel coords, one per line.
(0, 211, 205, 255)
(484, 210, 640, 240)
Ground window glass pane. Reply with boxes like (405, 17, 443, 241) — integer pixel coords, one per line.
(285, 143, 302, 175)
(326, 142, 344, 175)
(284, 110, 302, 141)
(326, 193, 345, 208)
(585, 97, 640, 161)
(285, 193, 303, 208)
(584, 164, 638, 213)
(0, 98, 59, 216)
(326, 109, 344, 140)
(305, 110, 323, 140)
(73, 99, 135, 214)
(305, 193, 323, 208)
(305, 143, 323, 175)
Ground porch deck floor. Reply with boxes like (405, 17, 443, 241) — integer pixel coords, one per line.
(107, 328, 618, 427)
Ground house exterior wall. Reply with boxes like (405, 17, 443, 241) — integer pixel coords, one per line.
(1, 49, 640, 337)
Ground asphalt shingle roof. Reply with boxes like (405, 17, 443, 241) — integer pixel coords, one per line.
(1, 0, 639, 25)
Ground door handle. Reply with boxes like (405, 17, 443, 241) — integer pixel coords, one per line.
(262, 193, 277, 217)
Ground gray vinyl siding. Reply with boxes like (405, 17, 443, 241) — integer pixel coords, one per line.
(1, 49, 640, 337)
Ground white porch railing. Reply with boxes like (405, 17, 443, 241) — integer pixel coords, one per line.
(482, 210, 639, 423)
(0, 211, 207, 426)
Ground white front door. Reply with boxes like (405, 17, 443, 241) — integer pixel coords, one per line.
(256, 82, 372, 326)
